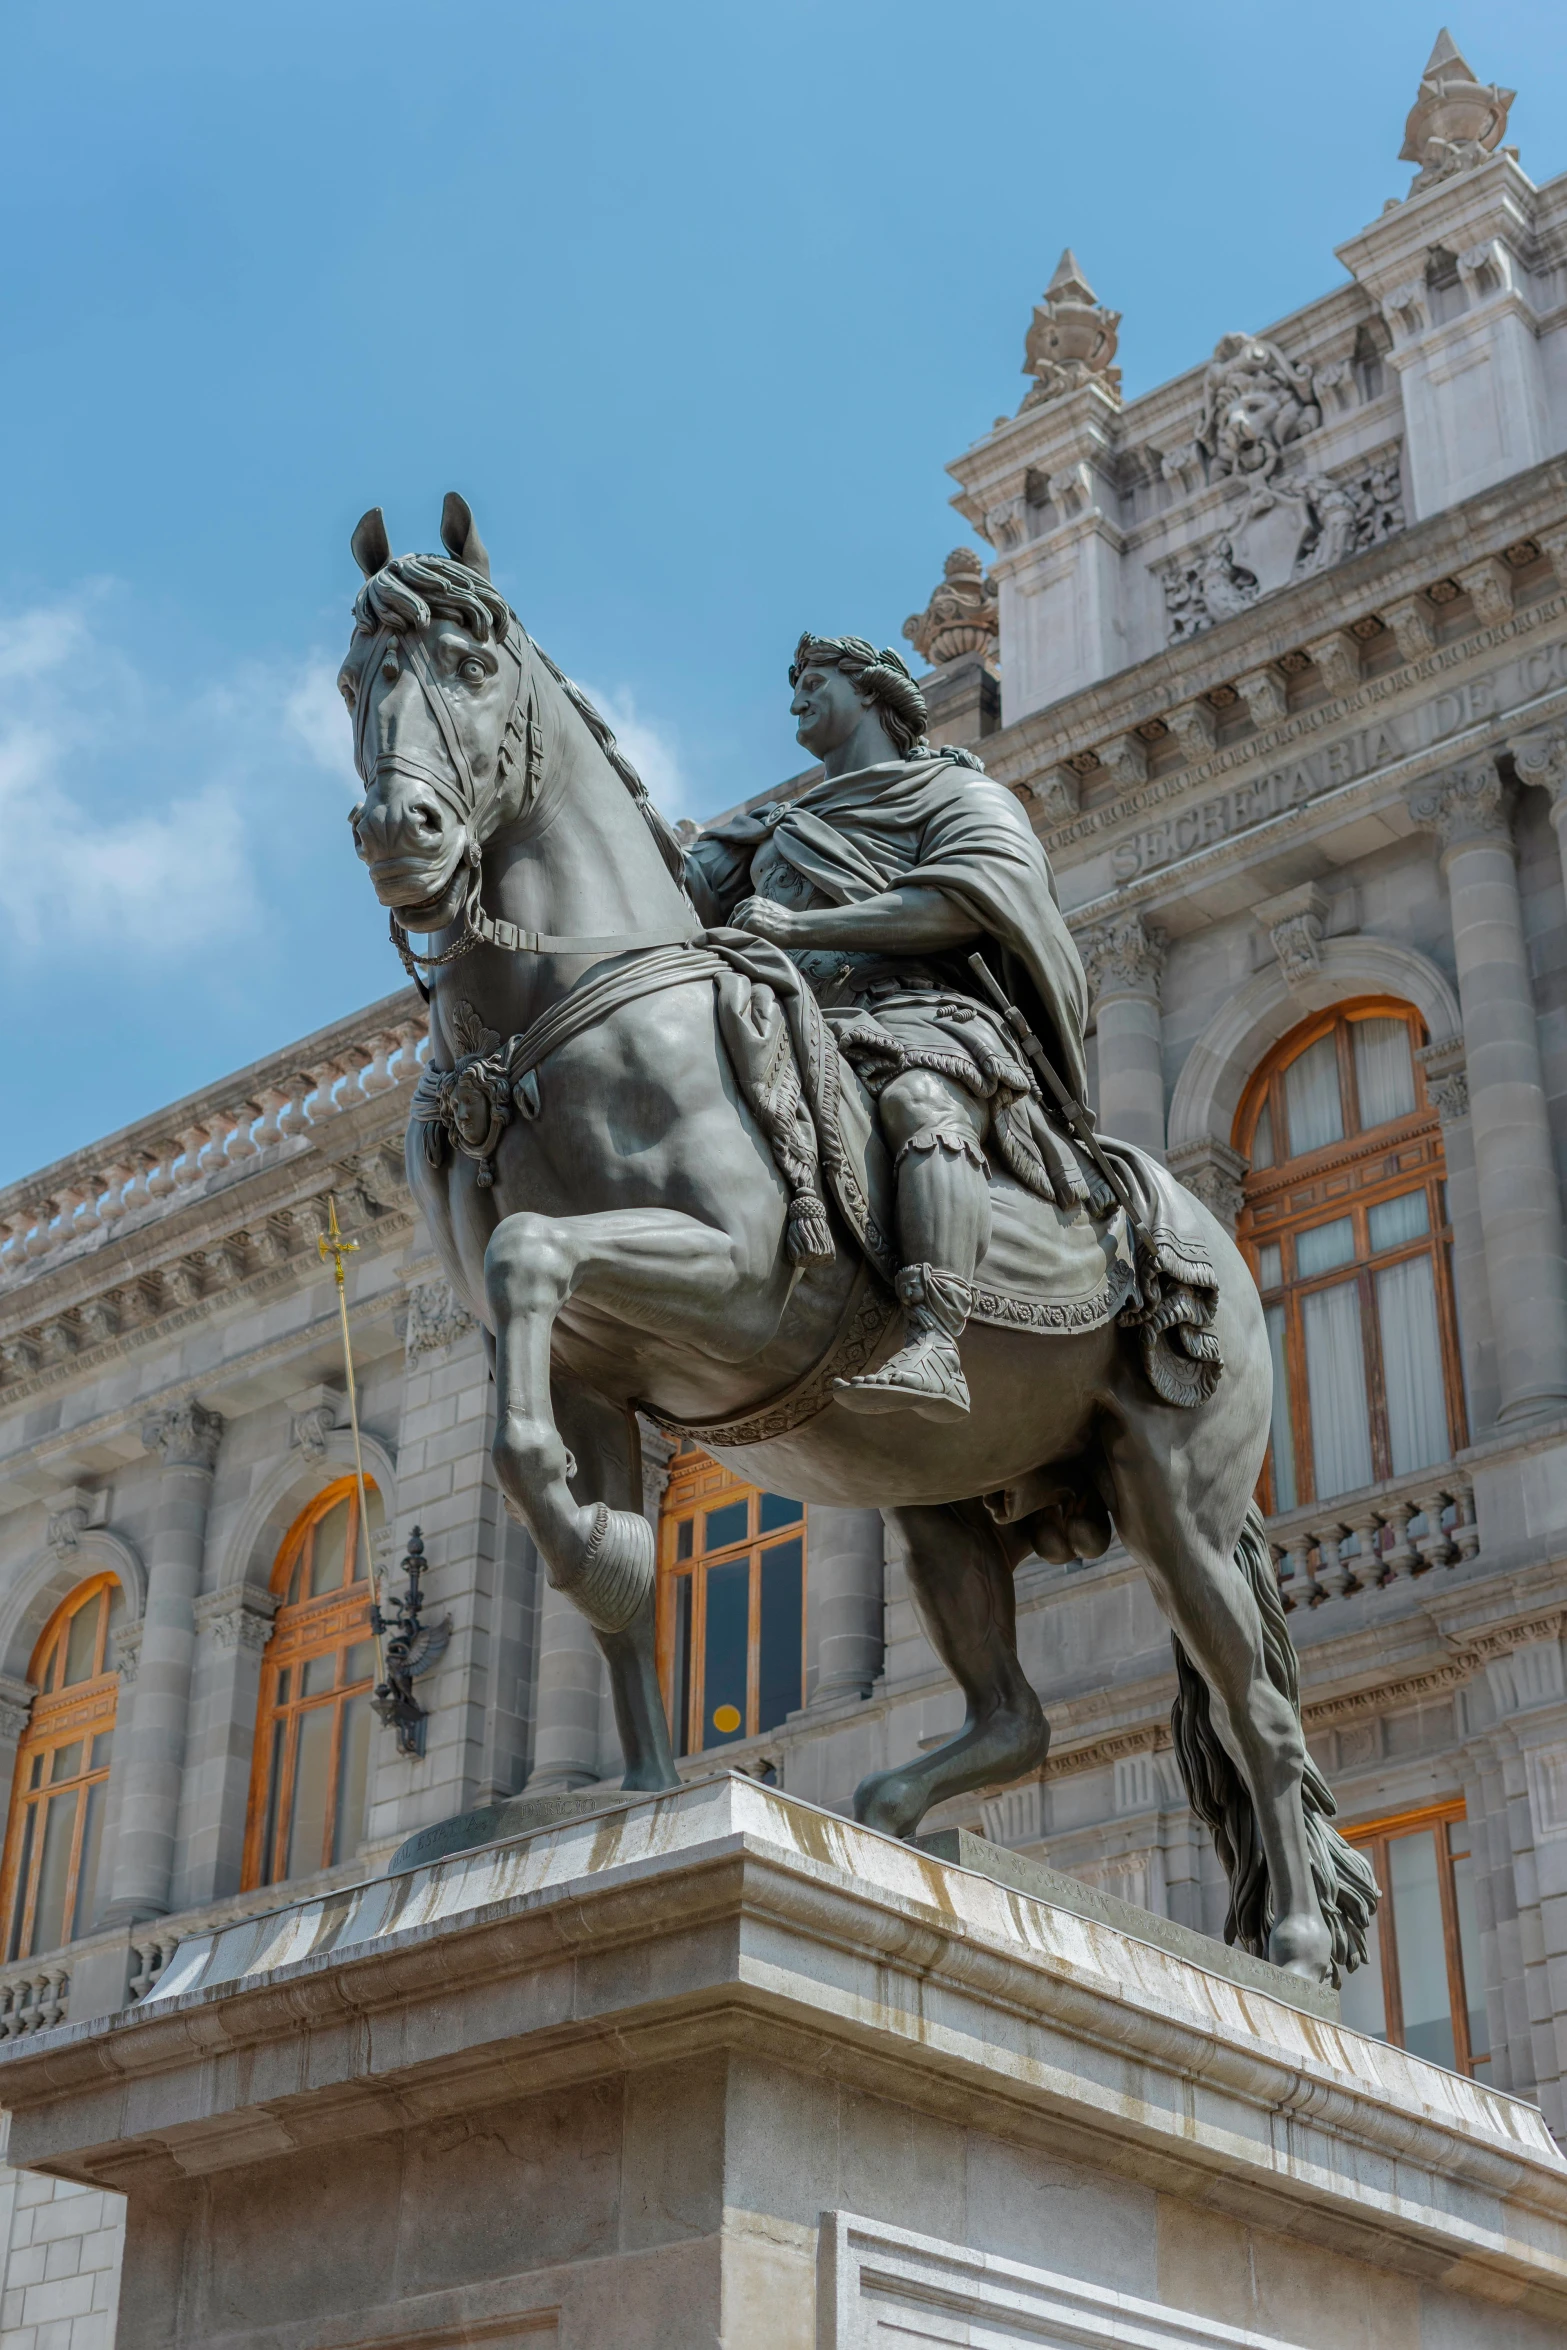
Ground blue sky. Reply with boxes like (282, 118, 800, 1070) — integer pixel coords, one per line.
(2, 2, 1562, 1179)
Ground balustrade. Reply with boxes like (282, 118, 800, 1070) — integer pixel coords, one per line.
(0, 1000, 425, 1289)
(0, 1963, 70, 2037)
(1268, 1466, 1478, 1606)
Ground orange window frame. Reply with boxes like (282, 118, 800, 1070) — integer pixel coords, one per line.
(0, 1573, 122, 1962)
(241, 1478, 380, 1890)
(1233, 997, 1466, 1512)
(1342, 1799, 1486, 2077)
(656, 1448, 806, 1756)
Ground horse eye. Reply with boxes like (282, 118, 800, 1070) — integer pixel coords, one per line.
(338, 676, 356, 708)
(459, 657, 486, 684)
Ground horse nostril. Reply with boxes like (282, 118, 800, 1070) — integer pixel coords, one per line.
(417, 806, 441, 835)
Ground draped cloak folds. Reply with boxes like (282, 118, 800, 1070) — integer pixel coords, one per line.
(684, 754, 1093, 1210)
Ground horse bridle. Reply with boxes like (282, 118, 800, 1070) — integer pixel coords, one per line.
(356, 610, 692, 994)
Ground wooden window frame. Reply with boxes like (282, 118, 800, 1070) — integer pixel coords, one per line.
(656, 1449, 806, 1756)
(1342, 1798, 1485, 2077)
(1234, 997, 1466, 1512)
(0, 1573, 121, 1961)
(240, 1479, 379, 1891)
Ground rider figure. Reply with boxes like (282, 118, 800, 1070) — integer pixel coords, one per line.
(682, 633, 1093, 1422)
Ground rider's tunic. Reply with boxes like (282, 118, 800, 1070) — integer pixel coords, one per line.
(684, 753, 1093, 1210)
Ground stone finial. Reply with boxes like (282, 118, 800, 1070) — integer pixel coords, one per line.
(1020, 251, 1121, 412)
(1399, 31, 1515, 193)
(902, 549, 1000, 669)
(1197, 333, 1320, 483)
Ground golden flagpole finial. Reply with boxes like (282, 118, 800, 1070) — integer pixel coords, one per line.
(317, 1194, 385, 1685)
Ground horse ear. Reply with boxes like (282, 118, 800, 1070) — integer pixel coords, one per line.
(351, 507, 391, 578)
(441, 491, 491, 579)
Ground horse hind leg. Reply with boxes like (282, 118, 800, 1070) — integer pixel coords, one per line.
(853, 1499, 1049, 1841)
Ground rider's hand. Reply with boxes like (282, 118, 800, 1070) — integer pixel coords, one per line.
(730, 896, 802, 945)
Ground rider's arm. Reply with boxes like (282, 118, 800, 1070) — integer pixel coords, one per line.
(731, 884, 980, 952)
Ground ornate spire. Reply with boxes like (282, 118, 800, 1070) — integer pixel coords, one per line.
(902, 549, 999, 669)
(1398, 30, 1514, 192)
(1020, 251, 1121, 412)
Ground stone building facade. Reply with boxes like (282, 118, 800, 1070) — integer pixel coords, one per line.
(2, 33, 1567, 2344)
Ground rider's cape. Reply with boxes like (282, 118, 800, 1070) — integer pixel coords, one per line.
(683, 753, 1090, 1102)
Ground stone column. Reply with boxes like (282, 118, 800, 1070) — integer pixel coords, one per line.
(525, 1575, 605, 1789)
(1409, 763, 1567, 1422)
(1512, 721, 1567, 901)
(103, 1403, 224, 1922)
(807, 1507, 885, 1708)
(1081, 914, 1168, 1158)
(174, 1583, 279, 1908)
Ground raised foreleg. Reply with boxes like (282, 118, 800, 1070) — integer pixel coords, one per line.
(484, 1205, 755, 1633)
(852, 1499, 1049, 1839)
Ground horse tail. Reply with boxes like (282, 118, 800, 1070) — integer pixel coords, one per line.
(1168, 1502, 1380, 1985)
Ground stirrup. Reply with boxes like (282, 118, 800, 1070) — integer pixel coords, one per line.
(835, 1327, 971, 1423)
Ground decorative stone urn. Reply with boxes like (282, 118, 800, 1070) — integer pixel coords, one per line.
(1399, 30, 1515, 192)
(1020, 248, 1121, 409)
(902, 548, 1000, 669)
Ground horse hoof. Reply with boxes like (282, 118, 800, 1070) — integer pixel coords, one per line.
(1268, 1910, 1333, 1983)
(852, 1770, 928, 1841)
(554, 1504, 654, 1635)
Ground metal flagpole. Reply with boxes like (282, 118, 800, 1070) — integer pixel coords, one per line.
(318, 1194, 387, 1686)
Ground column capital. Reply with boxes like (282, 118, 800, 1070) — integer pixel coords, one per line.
(1081, 912, 1167, 1010)
(142, 1400, 224, 1472)
(1416, 1038, 1469, 1125)
(1407, 761, 1512, 855)
(1510, 723, 1567, 811)
(192, 1583, 278, 1653)
(1167, 1139, 1248, 1233)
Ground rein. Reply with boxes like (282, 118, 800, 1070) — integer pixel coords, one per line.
(361, 609, 698, 994)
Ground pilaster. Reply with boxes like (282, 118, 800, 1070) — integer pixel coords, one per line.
(1081, 914, 1168, 1159)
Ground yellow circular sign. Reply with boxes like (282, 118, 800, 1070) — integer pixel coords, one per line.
(712, 1704, 742, 1734)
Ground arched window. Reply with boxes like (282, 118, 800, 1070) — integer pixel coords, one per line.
(657, 1448, 805, 1756)
(1235, 998, 1465, 1513)
(242, 1478, 382, 1889)
(0, 1574, 123, 1960)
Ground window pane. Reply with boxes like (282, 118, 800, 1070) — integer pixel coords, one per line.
(1339, 1907, 1387, 2040)
(1297, 1217, 1355, 1277)
(332, 1694, 371, 1865)
(702, 1560, 750, 1745)
(90, 1729, 113, 1772)
(106, 1583, 125, 1637)
(344, 1640, 376, 1686)
(1302, 1280, 1373, 1499)
(1283, 1035, 1344, 1156)
(1448, 1831, 1489, 2066)
(63, 1599, 99, 1687)
(1368, 1190, 1429, 1252)
(1264, 1303, 1297, 1512)
(675, 1518, 694, 1562)
(32, 1790, 78, 1957)
(72, 1780, 107, 1941)
(284, 1708, 333, 1880)
(8, 1806, 36, 1960)
(759, 1494, 803, 1534)
(260, 1720, 285, 1886)
(310, 1500, 351, 1596)
(1250, 1101, 1274, 1172)
(1389, 1829, 1457, 2069)
(1256, 1243, 1282, 1291)
(1353, 1017, 1415, 1127)
(49, 1741, 83, 1786)
(757, 1539, 803, 1732)
(301, 1653, 336, 1699)
(671, 1574, 692, 1759)
(704, 1500, 749, 1552)
(1376, 1255, 1449, 1477)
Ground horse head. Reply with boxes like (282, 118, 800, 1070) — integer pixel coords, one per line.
(339, 493, 535, 930)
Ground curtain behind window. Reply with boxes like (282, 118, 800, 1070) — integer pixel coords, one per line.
(1302, 1279, 1374, 1496)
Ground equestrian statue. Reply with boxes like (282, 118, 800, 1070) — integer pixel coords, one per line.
(338, 493, 1378, 1987)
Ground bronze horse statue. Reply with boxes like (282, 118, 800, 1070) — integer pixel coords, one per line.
(338, 495, 1376, 1985)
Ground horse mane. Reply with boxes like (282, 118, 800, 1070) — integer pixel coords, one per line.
(355, 552, 691, 902)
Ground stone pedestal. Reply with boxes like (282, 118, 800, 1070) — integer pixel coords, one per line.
(2, 1776, 1564, 2350)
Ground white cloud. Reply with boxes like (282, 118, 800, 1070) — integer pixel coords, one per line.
(580, 682, 689, 823)
(0, 591, 353, 964)
(285, 659, 360, 789)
